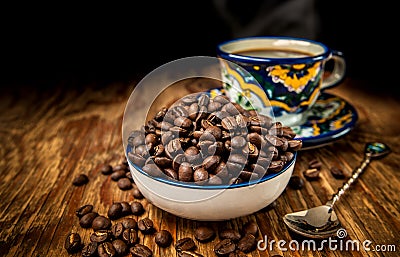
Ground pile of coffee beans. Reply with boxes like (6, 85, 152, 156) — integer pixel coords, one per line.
(127, 93, 302, 185)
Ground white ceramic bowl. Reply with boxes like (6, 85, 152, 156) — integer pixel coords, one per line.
(127, 154, 296, 221)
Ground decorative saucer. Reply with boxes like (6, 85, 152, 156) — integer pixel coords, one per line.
(208, 89, 358, 150)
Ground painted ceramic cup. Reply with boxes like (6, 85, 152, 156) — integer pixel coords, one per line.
(217, 36, 346, 127)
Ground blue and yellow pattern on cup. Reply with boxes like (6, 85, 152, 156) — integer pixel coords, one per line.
(217, 36, 346, 127)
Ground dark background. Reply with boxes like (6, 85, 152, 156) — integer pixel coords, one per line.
(1, 1, 395, 92)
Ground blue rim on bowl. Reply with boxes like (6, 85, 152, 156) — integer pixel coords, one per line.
(127, 145, 297, 190)
(216, 36, 331, 65)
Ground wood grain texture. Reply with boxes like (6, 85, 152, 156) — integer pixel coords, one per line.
(0, 77, 399, 257)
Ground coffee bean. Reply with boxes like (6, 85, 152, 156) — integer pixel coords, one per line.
(204, 126, 222, 140)
(308, 159, 322, 169)
(121, 218, 137, 229)
(178, 251, 205, 257)
(112, 239, 128, 256)
(208, 174, 223, 185)
(214, 239, 236, 256)
(219, 229, 241, 242)
(288, 139, 302, 151)
(82, 241, 98, 257)
(76, 204, 93, 218)
(303, 168, 320, 180)
(242, 221, 258, 236)
(155, 230, 173, 247)
(231, 136, 247, 149)
(79, 212, 99, 228)
(110, 170, 126, 181)
(179, 162, 193, 182)
(101, 164, 113, 175)
(175, 116, 192, 128)
(128, 152, 146, 167)
(289, 175, 304, 189)
(64, 232, 82, 254)
(145, 133, 158, 145)
(228, 250, 247, 257)
(237, 234, 256, 253)
(113, 164, 129, 172)
(90, 230, 111, 243)
(330, 166, 346, 178)
(108, 202, 123, 220)
(111, 223, 124, 238)
(193, 168, 209, 184)
(72, 174, 89, 186)
(194, 226, 215, 242)
(202, 155, 220, 171)
(122, 228, 138, 245)
(155, 106, 168, 120)
(98, 241, 117, 257)
(92, 215, 111, 231)
(175, 237, 196, 251)
(132, 187, 144, 199)
(130, 244, 153, 257)
(118, 201, 132, 216)
(117, 177, 133, 190)
(131, 202, 145, 216)
(138, 217, 155, 234)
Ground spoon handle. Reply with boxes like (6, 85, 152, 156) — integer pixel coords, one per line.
(329, 153, 372, 207)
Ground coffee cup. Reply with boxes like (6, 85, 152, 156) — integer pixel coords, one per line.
(217, 36, 346, 127)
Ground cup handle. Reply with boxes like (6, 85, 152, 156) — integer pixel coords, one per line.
(321, 50, 346, 89)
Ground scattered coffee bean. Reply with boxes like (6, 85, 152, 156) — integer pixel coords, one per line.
(113, 164, 129, 172)
(219, 229, 241, 242)
(110, 170, 126, 181)
(303, 168, 320, 180)
(241, 221, 258, 236)
(92, 215, 111, 231)
(97, 241, 116, 257)
(237, 234, 256, 253)
(330, 166, 346, 178)
(79, 212, 99, 228)
(175, 237, 196, 251)
(101, 164, 113, 175)
(155, 230, 173, 247)
(82, 241, 98, 257)
(122, 217, 137, 229)
(289, 175, 304, 189)
(132, 187, 144, 199)
(76, 204, 93, 218)
(194, 226, 215, 242)
(122, 228, 138, 246)
(214, 239, 236, 256)
(178, 251, 204, 257)
(107, 202, 123, 220)
(308, 159, 322, 170)
(131, 202, 145, 216)
(119, 201, 132, 216)
(130, 244, 153, 257)
(138, 217, 155, 234)
(228, 250, 247, 257)
(73, 174, 89, 186)
(111, 223, 124, 238)
(64, 232, 82, 254)
(90, 230, 111, 243)
(117, 177, 133, 190)
(112, 239, 128, 256)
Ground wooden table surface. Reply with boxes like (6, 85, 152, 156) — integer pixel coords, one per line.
(0, 76, 399, 257)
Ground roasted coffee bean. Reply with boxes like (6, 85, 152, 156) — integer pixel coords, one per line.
(145, 133, 158, 145)
(175, 116, 192, 128)
(222, 103, 239, 115)
(237, 234, 256, 253)
(204, 126, 222, 140)
(110, 170, 126, 181)
(214, 239, 236, 256)
(101, 164, 113, 175)
(214, 162, 228, 177)
(241, 221, 258, 236)
(138, 217, 155, 234)
(128, 152, 146, 167)
(117, 177, 133, 190)
(202, 155, 220, 171)
(185, 146, 201, 164)
(194, 226, 215, 242)
(193, 168, 209, 184)
(308, 159, 322, 169)
(161, 131, 175, 144)
(208, 101, 222, 112)
(142, 164, 163, 177)
(268, 160, 284, 173)
(221, 116, 238, 130)
(219, 229, 241, 242)
(228, 250, 247, 257)
(90, 230, 111, 243)
(72, 174, 89, 186)
(208, 141, 224, 156)
(213, 95, 230, 104)
(64, 232, 82, 254)
(330, 166, 346, 178)
(181, 95, 198, 105)
(179, 162, 193, 182)
(282, 126, 296, 139)
(92, 215, 111, 231)
(251, 164, 267, 177)
(112, 239, 128, 256)
(289, 175, 304, 189)
(288, 139, 302, 151)
(179, 251, 204, 257)
(239, 170, 257, 181)
(155, 106, 168, 121)
(164, 168, 179, 180)
(108, 202, 123, 220)
(175, 237, 196, 251)
(122, 228, 138, 245)
(166, 138, 183, 158)
(79, 212, 99, 228)
(303, 168, 320, 180)
(98, 241, 116, 257)
(129, 132, 145, 147)
(172, 105, 189, 117)
(130, 244, 153, 257)
(82, 241, 98, 257)
(188, 103, 199, 120)
(231, 136, 247, 149)
(111, 223, 124, 238)
(154, 230, 173, 247)
(172, 154, 186, 171)
(208, 174, 223, 185)
(198, 94, 210, 106)
(76, 204, 93, 218)
(119, 201, 132, 216)
(113, 164, 129, 172)
(132, 188, 144, 199)
(154, 156, 172, 168)
(131, 201, 145, 216)
(121, 217, 137, 229)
